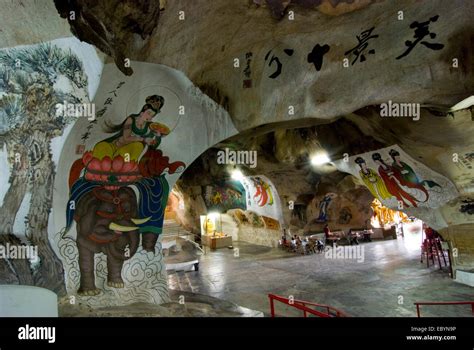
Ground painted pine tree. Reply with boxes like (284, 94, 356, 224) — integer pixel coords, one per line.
(0, 43, 89, 295)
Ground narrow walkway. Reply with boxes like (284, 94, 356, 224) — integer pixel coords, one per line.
(167, 239, 474, 317)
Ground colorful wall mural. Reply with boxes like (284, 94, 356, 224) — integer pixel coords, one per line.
(250, 176, 274, 207)
(202, 175, 284, 225)
(334, 145, 458, 229)
(315, 192, 337, 223)
(0, 38, 101, 295)
(203, 180, 246, 212)
(260, 216, 280, 230)
(241, 175, 283, 222)
(64, 94, 185, 296)
(335, 145, 458, 209)
(53, 60, 238, 306)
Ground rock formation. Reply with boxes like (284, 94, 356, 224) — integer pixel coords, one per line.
(1, 0, 474, 301)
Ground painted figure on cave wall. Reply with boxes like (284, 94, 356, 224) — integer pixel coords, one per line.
(316, 193, 336, 223)
(371, 153, 428, 208)
(338, 207, 353, 225)
(388, 149, 441, 191)
(355, 157, 392, 201)
(65, 95, 185, 295)
(252, 177, 274, 207)
(92, 95, 168, 163)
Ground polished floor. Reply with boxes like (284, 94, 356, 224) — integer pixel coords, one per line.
(167, 237, 474, 317)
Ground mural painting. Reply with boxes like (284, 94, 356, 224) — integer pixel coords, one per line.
(64, 95, 185, 295)
(203, 180, 246, 212)
(338, 207, 353, 225)
(261, 216, 280, 230)
(241, 175, 283, 223)
(0, 40, 97, 294)
(250, 176, 274, 207)
(316, 193, 336, 223)
(53, 61, 238, 306)
(335, 145, 458, 212)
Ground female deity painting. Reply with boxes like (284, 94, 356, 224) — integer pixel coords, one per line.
(64, 94, 187, 294)
(252, 177, 274, 207)
(68, 95, 185, 189)
(388, 149, 441, 190)
(355, 157, 392, 201)
(92, 95, 167, 163)
(66, 94, 186, 257)
(316, 193, 335, 223)
(371, 153, 428, 208)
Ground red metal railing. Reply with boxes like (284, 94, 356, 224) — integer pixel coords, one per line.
(414, 301, 474, 317)
(268, 293, 348, 317)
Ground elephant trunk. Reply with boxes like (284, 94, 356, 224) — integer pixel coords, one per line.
(106, 230, 139, 261)
(128, 229, 139, 257)
(107, 218, 140, 261)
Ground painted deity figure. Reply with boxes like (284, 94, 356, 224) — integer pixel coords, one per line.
(92, 95, 168, 162)
(66, 95, 187, 294)
(389, 149, 440, 191)
(253, 177, 273, 206)
(316, 194, 332, 222)
(355, 157, 392, 201)
(372, 153, 428, 207)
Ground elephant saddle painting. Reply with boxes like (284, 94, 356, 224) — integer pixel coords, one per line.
(64, 95, 185, 296)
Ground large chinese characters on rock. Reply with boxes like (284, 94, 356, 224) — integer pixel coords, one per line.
(65, 95, 185, 295)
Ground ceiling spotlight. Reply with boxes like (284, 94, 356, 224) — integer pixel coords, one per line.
(310, 153, 330, 166)
(207, 212, 220, 220)
(231, 168, 244, 181)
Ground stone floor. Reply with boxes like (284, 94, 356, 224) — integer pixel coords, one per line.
(167, 237, 474, 317)
(59, 289, 262, 317)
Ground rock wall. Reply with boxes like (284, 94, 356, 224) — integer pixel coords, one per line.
(142, 0, 473, 130)
(2, 0, 474, 295)
(0, 0, 72, 48)
(138, 0, 474, 243)
(440, 224, 474, 276)
(305, 188, 373, 234)
(172, 184, 207, 235)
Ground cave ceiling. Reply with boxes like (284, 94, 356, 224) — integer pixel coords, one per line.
(3, 0, 471, 201)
